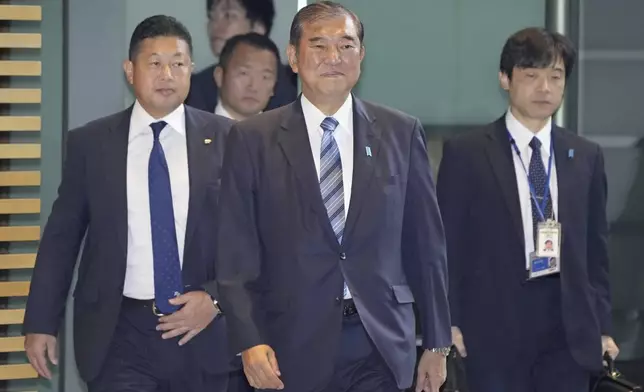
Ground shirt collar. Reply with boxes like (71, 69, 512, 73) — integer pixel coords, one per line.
(215, 101, 235, 120)
(300, 93, 353, 134)
(505, 108, 552, 157)
(215, 100, 262, 121)
(129, 100, 185, 141)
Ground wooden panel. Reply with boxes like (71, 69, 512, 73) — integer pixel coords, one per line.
(0, 198, 40, 214)
(0, 88, 41, 103)
(0, 5, 41, 21)
(0, 144, 41, 159)
(0, 226, 40, 241)
(0, 61, 41, 76)
(0, 116, 41, 131)
(0, 33, 41, 48)
(0, 309, 25, 325)
(0, 171, 40, 186)
(0, 364, 37, 380)
(0, 282, 30, 297)
(0, 336, 25, 353)
(0, 254, 36, 269)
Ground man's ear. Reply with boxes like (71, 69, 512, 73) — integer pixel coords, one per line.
(123, 60, 134, 85)
(214, 65, 224, 88)
(287, 45, 298, 74)
(499, 71, 510, 92)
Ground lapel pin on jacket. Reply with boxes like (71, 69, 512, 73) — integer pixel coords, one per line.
(365, 146, 372, 157)
(204, 138, 212, 145)
(568, 148, 574, 159)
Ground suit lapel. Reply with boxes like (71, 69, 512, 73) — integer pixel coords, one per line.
(183, 107, 211, 256)
(552, 126, 572, 228)
(103, 107, 132, 259)
(278, 99, 339, 246)
(485, 118, 525, 246)
(343, 97, 379, 243)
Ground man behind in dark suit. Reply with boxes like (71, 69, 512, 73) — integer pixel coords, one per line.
(186, 0, 297, 113)
(215, 2, 451, 392)
(213, 32, 280, 121)
(437, 27, 619, 392)
(23, 15, 234, 392)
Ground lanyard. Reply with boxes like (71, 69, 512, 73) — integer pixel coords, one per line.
(509, 134, 554, 222)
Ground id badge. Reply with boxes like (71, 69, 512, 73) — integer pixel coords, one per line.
(536, 220, 561, 258)
(528, 252, 560, 280)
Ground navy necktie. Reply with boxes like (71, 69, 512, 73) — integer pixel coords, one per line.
(528, 137, 553, 240)
(149, 121, 183, 314)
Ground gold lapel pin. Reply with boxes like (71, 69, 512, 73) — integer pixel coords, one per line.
(204, 138, 212, 145)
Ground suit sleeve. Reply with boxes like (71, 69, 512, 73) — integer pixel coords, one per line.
(215, 124, 264, 354)
(23, 130, 89, 336)
(436, 139, 470, 328)
(401, 119, 451, 350)
(587, 145, 612, 335)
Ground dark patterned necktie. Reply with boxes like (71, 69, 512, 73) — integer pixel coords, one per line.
(528, 137, 553, 241)
(149, 121, 183, 314)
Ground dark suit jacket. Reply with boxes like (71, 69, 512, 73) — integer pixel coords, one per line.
(215, 96, 451, 391)
(23, 105, 234, 382)
(437, 117, 611, 371)
(186, 63, 297, 113)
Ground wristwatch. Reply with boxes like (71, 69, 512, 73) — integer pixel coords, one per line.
(211, 297, 223, 316)
(430, 347, 451, 357)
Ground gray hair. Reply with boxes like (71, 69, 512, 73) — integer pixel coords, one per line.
(289, 1, 364, 47)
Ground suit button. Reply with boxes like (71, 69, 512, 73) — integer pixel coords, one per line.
(340, 252, 346, 260)
(335, 297, 341, 304)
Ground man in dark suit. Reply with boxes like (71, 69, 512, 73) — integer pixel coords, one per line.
(186, 0, 297, 113)
(215, 2, 451, 392)
(437, 27, 619, 392)
(23, 15, 233, 392)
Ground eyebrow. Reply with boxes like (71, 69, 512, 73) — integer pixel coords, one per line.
(308, 35, 358, 44)
(148, 52, 186, 58)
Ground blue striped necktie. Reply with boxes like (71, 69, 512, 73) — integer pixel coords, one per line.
(319, 117, 351, 298)
(148, 121, 183, 314)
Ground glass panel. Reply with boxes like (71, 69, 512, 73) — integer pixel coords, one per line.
(578, 0, 644, 383)
(313, 0, 546, 125)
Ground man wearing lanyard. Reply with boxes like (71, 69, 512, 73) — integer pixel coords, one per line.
(437, 27, 619, 391)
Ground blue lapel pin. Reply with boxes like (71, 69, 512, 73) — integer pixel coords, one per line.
(365, 146, 372, 157)
(568, 149, 574, 159)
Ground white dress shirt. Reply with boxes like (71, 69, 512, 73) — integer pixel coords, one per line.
(301, 93, 354, 219)
(301, 93, 354, 298)
(215, 100, 262, 121)
(123, 101, 190, 299)
(506, 109, 559, 268)
(215, 101, 235, 120)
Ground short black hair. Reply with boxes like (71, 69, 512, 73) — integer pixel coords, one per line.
(218, 32, 280, 71)
(290, 1, 364, 47)
(128, 15, 193, 61)
(207, 0, 275, 35)
(500, 27, 576, 79)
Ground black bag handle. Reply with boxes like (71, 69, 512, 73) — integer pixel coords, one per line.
(603, 351, 621, 378)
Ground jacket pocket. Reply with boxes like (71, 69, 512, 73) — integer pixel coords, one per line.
(392, 284, 414, 304)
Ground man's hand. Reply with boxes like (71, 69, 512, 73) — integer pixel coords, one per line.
(451, 326, 467, 357)
(415, 349, 446, 392)
(242, 344, 284, 390)
(602, 335, 619, 360)
(25, 333, 58, 380)
(157, 291, 218, 345)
